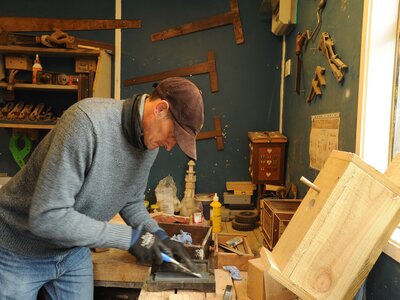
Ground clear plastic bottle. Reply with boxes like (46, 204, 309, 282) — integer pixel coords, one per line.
(210, 193, 222, 233)
(32, 54, 42, 84)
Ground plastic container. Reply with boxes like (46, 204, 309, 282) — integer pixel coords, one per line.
(32, 54, 42, 84)
(210, 193, 222, 233)
(194, 193, 213, 220)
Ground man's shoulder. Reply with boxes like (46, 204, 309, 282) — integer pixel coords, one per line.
(71, 98, 123, 118)
(76, 97, 121, 110)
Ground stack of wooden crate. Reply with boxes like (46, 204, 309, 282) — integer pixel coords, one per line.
(224, 181, 256, 205)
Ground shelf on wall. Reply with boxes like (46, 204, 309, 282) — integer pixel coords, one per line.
(0, 121, 55, 130)
(0, 45, 100, 57)
(0, 82, 78, 92)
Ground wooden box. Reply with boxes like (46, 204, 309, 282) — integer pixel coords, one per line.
(5, 55, 32, 70)
(257, 249, 302, 300)
(223, 192, 251, 205)
(248, 131, 287, 184)
(247, 258, 266, 300)
(158, 223, 212, 260)
(265, 150, 400, 300)
(214, 233, 254, 270)
(226, 181, 256, 195)
(261, 199, 301, 250)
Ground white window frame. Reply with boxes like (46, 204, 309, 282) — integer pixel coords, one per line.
(356, 0, 400, 172)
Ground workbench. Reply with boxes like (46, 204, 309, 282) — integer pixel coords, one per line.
(92, 219, 263, 299)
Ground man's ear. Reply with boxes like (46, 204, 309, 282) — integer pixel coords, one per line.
(154, 100, 170, 118)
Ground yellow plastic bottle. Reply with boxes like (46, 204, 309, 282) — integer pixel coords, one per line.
(210, 193, 222, 233)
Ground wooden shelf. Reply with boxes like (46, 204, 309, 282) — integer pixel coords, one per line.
(0, 82, 78, 92)
(0, 45, 100, 57)
(0, 122, 55, 130)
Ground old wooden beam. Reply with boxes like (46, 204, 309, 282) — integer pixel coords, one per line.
(124, 51, 218, 92)
(151, 0, 244, 44)
(0, 17, 141, 32)
(197, 116, 224, 151)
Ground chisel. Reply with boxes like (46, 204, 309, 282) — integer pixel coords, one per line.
(161, 252, 202, 278)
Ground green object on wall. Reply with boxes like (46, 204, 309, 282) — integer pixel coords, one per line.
(9, 133, 32, 169)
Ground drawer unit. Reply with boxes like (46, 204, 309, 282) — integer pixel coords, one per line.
(261, 199, 301, 250)
(248, 131, 287, 185)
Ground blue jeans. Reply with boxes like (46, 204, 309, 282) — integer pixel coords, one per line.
(0, 246, 93, 300)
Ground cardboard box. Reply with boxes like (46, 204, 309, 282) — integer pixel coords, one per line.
(215, 233, 254, 270)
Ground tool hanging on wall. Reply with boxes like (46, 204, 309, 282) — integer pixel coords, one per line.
(151, 0, 244, 45)
(295, 32, 307, 94)
(305, 0, 327, 42)
(0, 29, 115, 53)
(124, 51, 218, 92)
(196, 116, 224, 151)
(9, 133, 32, 169)
(307, 66, 326, 102)
(318, 32, 348, 82)
(0, 17, 141, 32)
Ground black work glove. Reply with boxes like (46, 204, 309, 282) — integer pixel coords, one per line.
(154, 229, 198, 273)
(128, 229, 168, 266)
(162, 238, 198, 273)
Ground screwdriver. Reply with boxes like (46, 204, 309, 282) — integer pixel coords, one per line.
(161, 252, 202, 278)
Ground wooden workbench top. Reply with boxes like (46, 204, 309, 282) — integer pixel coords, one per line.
(92, 248, 150, 288)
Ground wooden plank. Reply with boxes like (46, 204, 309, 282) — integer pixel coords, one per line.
(269, 151, 400, 299)
(92, 248, 150, 285)
(260, 248, 310, 300)
(172, 291, 207, 300)
(124, 51, 218, 93)
(139, 290, 207, 300)
(93, 50, 111, 97)
(151, 0, 243, 45)
(196, 116, 224, 151)
(0, 17, 141, 32)
(233, 271, 250, 300)
(214, 269, 236, 299)
(383, 153, 400, 262)
(0, 122, 54, 130)
(138, 289, 175, 300)
(226, 181, 256, 192)
(0, 45, 100, 57)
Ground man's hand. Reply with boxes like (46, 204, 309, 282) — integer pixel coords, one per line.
(162, 239, 198, 273)
(128, 230, 167, 265)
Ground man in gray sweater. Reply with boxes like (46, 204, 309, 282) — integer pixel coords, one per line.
(0, 77, 204, 299)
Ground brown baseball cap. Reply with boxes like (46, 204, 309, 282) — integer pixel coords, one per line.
(155, 77, 204, 160)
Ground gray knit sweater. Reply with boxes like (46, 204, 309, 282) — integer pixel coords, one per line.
(0, 98, 162, 257)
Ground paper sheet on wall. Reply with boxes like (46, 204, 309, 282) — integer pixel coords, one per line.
(309, 113, 340, 170)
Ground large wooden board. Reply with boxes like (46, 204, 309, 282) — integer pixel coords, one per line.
(268, 151, 400, 299)
(383, 154, 400, 262)
(92, 248, 150, 288)
(124, 51, 218, 93)
(150, 0, 244, 45)
(0, 17, 140, 32)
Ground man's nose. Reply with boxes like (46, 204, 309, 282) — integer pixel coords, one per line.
(166, 140, 177, 151)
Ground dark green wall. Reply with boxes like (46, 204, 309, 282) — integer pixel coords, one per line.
(282, 2, 399, 298)
(282, 0, 363, 197)
(120, 0, 281, 201)
(0, 0, 282, 202)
